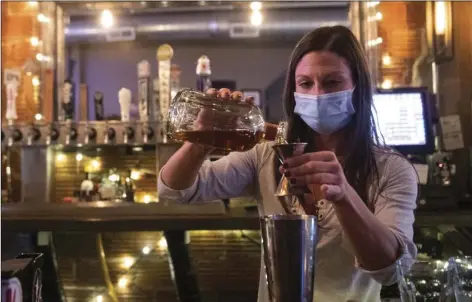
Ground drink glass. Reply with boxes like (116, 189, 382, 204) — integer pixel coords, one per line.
(167, 89, 265, 151)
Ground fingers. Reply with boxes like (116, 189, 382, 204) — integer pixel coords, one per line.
(206, 88, 218, 96)
(321, 184, 343, 202)
(205, 88, 246, 102)
(245, 96, 255, 105)
(285, 161, 340, 178)
(289, 173, 340, 187)
(231, 91, 243, 101)
(283, 151, 337, 168)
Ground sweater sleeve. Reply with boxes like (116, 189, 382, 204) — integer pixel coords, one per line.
(356, 154, 418, 285)
(157, 145, 260, 203)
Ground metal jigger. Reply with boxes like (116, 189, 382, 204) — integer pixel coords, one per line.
(261, 214, 317, 302)
(272, 143, 309, 196)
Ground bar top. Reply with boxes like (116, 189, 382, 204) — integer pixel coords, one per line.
(2, 201, 472, 232)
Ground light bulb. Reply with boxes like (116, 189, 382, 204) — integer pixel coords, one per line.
(130, 170, 141, 180)
(142, 246, 151, 255)
(76, 153, 83, 161)
(118, 276, 128, 289)
(158, 237, 167, 249)
(32, 77, 40, 86)
(30, 37, 39, 46)
(381, 79, 393, 89)
(375, 12, 383, 21)
(250, 2, 262, 11)
(37, 14, 49, 23)
(100, 10, 114, 29)
(434, 2, 447, 35)
(143, 195, 151, 204)
(250, 11, 263, 26)
(34, 113, 43, 121)
(91, 159, 101, 169)
(56, 153, 65, 162)
(382, 54, 392, 66)
(121, 256, 134, 269)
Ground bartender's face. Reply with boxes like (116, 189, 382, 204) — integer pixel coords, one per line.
(295, 51, 354, 95)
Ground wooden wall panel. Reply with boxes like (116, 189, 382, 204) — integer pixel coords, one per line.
(1, 1, 39, 122)
(54, 230, 260, 301)
(377, 2, 426, 87)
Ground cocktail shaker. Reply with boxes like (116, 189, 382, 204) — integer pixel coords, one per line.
(260, 214, 317, 302)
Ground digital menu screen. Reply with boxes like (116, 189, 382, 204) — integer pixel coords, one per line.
(372, 92, 427, 146)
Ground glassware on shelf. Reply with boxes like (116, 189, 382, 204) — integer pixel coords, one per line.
(167, 89, 265, 151)
(402, 257, 472, 302)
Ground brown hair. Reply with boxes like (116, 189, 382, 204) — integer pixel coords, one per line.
(282, 25, 382, 204)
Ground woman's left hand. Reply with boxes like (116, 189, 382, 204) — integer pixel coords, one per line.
(281, 151, 350, 202)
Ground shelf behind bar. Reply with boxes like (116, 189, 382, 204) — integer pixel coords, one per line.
(2, 201, 472, 232)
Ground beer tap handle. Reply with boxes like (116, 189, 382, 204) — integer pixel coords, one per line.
(6, 82, 19, 121)
(137, 61, 150, 122)
(62, 80, 75, 121)
(94, 91, 105, 121)
(119, 88, 131, 123)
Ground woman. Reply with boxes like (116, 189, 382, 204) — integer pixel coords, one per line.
(158, 26, 418, 302)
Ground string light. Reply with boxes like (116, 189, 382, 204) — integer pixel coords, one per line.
(142, 246, 151, 255)
(381, 79, 393, 89)
(143, 194, 151, 204)
(158, 237, 168, 249)
(91, 159, 101, 169)
(382, 54, 392, 66)
(30, 37, 39, 46)
(375, 12, 383, 21)
(32, 76, 40, 87)
(121, 256, 135, 269)
(56, 153, 65, 162)
(37, 13, 50, 23)
(130, 170, 141, 180)
(117, 276, 128, 289)
(76, 153, 83, 161)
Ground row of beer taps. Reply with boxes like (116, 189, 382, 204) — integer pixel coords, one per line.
(1, 44, 180, 149)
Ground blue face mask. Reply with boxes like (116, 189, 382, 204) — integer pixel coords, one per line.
(293, 88, 356, 135)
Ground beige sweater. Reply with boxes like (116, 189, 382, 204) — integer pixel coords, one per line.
(158, 142, 418, 302)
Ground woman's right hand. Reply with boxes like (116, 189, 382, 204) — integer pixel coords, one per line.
(194, 88, 254, 130)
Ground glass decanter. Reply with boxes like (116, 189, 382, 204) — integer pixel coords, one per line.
(167, 88, 266, 151)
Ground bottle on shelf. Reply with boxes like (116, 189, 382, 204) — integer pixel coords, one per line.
(80, 173, 95, 202)
(196, 55, 212, 93)
(124, 170, 135, 203)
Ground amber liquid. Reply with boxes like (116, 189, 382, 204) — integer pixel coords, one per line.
(172, 130, 265, 151)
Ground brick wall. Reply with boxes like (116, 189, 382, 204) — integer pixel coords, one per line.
(377, 2, 427, 87)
